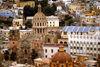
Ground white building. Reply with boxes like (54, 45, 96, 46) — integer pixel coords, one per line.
(62, 26, 100, 59)
(26, 16, 59, 27)
(0, 0, 3, 6)
(47, 16, 59, 27)
(43, 44, 70, 58)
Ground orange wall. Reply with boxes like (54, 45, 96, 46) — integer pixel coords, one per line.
(9, 41, 18, 48)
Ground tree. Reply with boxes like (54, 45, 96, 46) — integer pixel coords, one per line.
(31, 49, 38, 62)
(4, 50, 9, 61)
(68, 19, 74, 26)
(43, 4, 56, 16)
(10, 52, 17, 61)
(64, 15, 72, 21)
(25, 21, 33, 29)
(23, 5, 37, 19)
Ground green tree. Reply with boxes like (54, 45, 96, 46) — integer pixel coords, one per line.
(25, 21, 33, 28)
(68, 19, 74, 26)
(10, 52, 17, 61)
(23, 5, 37, 19)
(31, 49, 38, 63)
(4, 50, 9, 61)
(43, 4, 56, 16)
(64, 15, 72, 21)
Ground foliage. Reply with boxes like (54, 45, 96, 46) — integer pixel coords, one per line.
(23, 5, 37, 19)
(43, 4, 56, 16)
(0, 20, 12, 27)
(23, 0, 56, 19)
(68, 19, 74, 26)
(59, 15, 74, 26)
(25, 21, 33, 28)
(64, 15, 72, 21)
(4, 50, 9, 61)
(31, 49, 38, 61)
(59, 21, 65, 26)
(10, 52, 17, 61)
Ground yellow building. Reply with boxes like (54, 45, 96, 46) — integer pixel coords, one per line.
(50, 45, 74, 67)
(16, 1, 35, 8)
(58, 31, 68, 44)
(13, 19, 23, 27)
(69, 3, 85, 14)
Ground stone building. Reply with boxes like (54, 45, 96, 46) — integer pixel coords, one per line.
(17, 39, 33, 64)
(45, 31, 61, 44)
(9, 29, 20, 48)
(32, 4, 47, 36)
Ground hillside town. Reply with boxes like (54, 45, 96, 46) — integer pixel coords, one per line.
(0, 0, 100, 67)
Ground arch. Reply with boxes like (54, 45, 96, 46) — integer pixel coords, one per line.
(60, 41, 63, 44)
(64, 42, 67, 44)
(48, 38, 50, 43)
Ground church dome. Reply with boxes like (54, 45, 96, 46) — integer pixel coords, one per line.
(51, 45, 72, 63)
(33, 4, 47, 23)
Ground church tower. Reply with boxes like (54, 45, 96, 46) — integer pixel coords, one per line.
(32, 4, 47, 36)
(9, 29, 20, 48)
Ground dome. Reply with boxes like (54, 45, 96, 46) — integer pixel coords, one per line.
(33, 4, 47, 23)
(51, 45, 72, 63)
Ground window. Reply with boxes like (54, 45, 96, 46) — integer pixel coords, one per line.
(64, 32, 67, 35)
(40, 23, 41, 26)
(45, 49, 47, 53)
(69, 64, 71, 67)
(12, 31, 15, 35)
(45, 55, 47, 58)
(61, 65, 64, 67)
(51, 49, 53, 53)
(98, 42, 100, 45)
(25, 49, 27, 54)
(48, 38, 50, 43)
(53, 64, 56, 67)
(13, 42, 15, 44)
(60, 41, 63, 44)
(64, 42, 67, 44)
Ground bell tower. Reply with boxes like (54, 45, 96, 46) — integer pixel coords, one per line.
(9, 29, 20, 48)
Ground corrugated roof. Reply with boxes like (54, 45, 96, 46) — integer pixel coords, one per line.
(62, 26, 100, 32)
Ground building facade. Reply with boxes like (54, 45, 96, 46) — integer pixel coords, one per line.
(32, 4, 47, 35)
(9, 29, 20, 48)
(62, 26, 100, 59)
(13, 19, 23, 27)
(43, 44, 70, 58)
(50, 45, 74, 67)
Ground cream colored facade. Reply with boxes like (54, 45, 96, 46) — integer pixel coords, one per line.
(13, 19, 23, 27)
(62, 26, 100, 59)
(47, 16, 59, 27)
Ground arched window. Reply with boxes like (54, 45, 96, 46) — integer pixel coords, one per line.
(48, 38, 50, 43)
(53, 64, 56, 67)
(25, 49, 27, 54)
(64, 42, 67, 44)
(61, 64, 64, 67)
(40, 23, 41, 26)
(60, 41, 63, 44)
